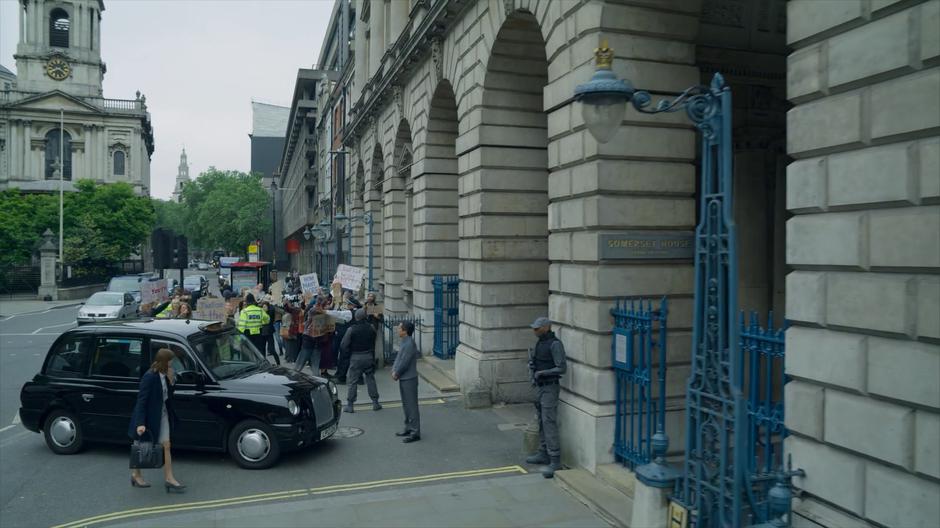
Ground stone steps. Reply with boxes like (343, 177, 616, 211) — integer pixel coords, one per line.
(417, 356, 459, 393)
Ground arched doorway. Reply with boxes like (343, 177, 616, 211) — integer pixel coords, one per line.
(385, 119, 413, 315)
(366, 144, 385, 291)
(413, 80, 460, 352)
(455, 11, 549, 401)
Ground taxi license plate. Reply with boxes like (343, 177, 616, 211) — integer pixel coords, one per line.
(320, 423, 338, 440)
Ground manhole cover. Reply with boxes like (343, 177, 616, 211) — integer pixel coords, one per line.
(332, 426, 364, 439)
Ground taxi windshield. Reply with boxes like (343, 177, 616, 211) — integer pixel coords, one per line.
(190, 330, 266, 379)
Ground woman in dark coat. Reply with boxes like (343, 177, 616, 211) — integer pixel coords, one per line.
(129, 348, 186, 492)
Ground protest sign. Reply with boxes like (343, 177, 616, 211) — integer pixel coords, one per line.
(299, 273, 320, 293)
(140, 279, 168, 305)
(335, 264, 364, 291)
(193, 298, 228, 322)
(306, 313, 335, 338)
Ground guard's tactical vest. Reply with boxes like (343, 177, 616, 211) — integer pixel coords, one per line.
(533, 331, 561, 381)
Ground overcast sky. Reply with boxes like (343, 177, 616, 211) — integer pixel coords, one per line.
(0, 0, 333, 199)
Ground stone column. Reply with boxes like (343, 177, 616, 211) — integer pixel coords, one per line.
(353, 0, 368, 102)
(368, 0, 385, 78)
(388, 0, 408, 45)
(37, 229, 58, 301)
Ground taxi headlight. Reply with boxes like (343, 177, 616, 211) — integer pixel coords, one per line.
(328, 381, 337, 396)
(287, 400, 300, 416)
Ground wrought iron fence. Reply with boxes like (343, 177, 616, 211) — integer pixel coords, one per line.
(432, 275, 459, 359)
(611, 296, 669, 469)
(740, 310, 792, 525)
(382, 314, 423, 364)
(0, 266, 41, 297)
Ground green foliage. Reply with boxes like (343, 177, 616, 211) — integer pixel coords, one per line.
(0, 189, 59, 267)
(152, 198, 187, 235)
(177, 168, 272, 254)
(0, 181, 155, 267)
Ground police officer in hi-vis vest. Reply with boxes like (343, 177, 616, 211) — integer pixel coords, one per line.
(525, 316, 567, 478)
(237, 293, 270, 355)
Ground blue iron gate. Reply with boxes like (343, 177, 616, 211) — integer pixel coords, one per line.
(625, 74, 801, 527)
(382, 314, 423, 364)
(432, 275, 459, 359)
(611, 297, 668, 469)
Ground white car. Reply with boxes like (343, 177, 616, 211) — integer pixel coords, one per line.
(77, 292, 139, 325)
(198, 262, 210, 270)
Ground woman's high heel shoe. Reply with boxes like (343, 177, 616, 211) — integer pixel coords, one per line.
(165, 482, 186, 493)
(131, 477, 151, 488)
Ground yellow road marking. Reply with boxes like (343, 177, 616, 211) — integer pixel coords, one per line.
(53, 465, 527, 528)
(353, 397, 448, 411)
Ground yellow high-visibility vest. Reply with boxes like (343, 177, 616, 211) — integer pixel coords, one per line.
(237, 304, 269, 335)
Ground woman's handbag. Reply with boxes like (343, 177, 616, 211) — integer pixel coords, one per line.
(129, 432, 164, 469)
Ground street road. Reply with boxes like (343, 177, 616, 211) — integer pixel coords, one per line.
(0, 270, 532, 528)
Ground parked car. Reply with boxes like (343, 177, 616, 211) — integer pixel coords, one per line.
(18, 320, 340, 469)
(77, 292, 139, 325)
(183, 275, 208, 296)
(107, 275, 155, 303)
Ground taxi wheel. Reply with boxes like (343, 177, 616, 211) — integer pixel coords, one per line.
(43, 409, 84, 455)
(228, 420, 280, 469)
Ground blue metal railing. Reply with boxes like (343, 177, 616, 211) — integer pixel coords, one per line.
(740, 310, 792, 525)
(611, 297, 668, 469)
(382, 315, 423, 364)
(432, 275, 459, 359)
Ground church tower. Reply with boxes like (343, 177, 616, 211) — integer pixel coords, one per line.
(14, 0, 106, 97)
(172, 148, 190, 203)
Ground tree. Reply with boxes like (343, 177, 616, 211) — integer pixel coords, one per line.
(0, 189, 58, 267)
(152, 198, 187, 235)
(179, 168, 272, 255)
(62, 181, 155, 266)
(0, 181, 154, 269)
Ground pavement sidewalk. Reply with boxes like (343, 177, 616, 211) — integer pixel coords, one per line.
(0, 298, 83, 318)
(107, 473, 612, 528)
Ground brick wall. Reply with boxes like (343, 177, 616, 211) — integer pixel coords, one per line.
(785, 1, 940, 526)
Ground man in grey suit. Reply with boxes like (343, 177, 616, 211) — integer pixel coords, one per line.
(392, 320, 421, 443)
(525, 316, 567, 478)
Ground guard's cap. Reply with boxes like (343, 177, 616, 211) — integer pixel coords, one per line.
(529, 316, 552, 329)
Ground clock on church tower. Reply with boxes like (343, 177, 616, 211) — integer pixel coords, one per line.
(14, 0, 106, 97)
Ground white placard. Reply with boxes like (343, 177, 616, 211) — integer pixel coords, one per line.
(299, 273, 320, 293)
(139, 279, 168, 305)
(219, 257, 240, 267)
(615, 333, 627, 365)
(335, 264, 364, 291)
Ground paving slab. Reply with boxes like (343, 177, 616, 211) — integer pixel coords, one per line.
(106, 474, 613, 528)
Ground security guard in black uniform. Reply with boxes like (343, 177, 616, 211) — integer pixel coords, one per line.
(340, 309, 382, 413)
(526, 316, 567, 478)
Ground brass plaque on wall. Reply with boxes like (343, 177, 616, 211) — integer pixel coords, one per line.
(599, 231, 695, 260)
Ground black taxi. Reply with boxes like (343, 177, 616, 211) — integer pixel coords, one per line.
(19, 319, 341, 469)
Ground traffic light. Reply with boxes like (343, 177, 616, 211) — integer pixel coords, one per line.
(173, 235, 189, 269)
(151, 228, 173, 270)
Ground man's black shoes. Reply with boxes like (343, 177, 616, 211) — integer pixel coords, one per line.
(402, 434, 421, 443)
(394, 430, 411, 437)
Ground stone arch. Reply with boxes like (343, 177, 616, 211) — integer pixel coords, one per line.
(454, 10, 550, 402)
(365, 143, 385, 288)
(383, 119, 414, 314)
(349, 160, 367, 272)
(411, 79, 461, 347)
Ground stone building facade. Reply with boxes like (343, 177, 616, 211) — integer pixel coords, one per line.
(784, 1, 939, 526)
(284, 1, 939, 525)
(0, 0, 154, 196)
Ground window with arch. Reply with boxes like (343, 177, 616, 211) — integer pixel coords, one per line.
(45, 129, 72, 180)
(113, 150, 126, 176)
(50, 8, 70, 48)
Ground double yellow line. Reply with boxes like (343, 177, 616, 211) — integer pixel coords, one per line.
(53, 465, 527, 528)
